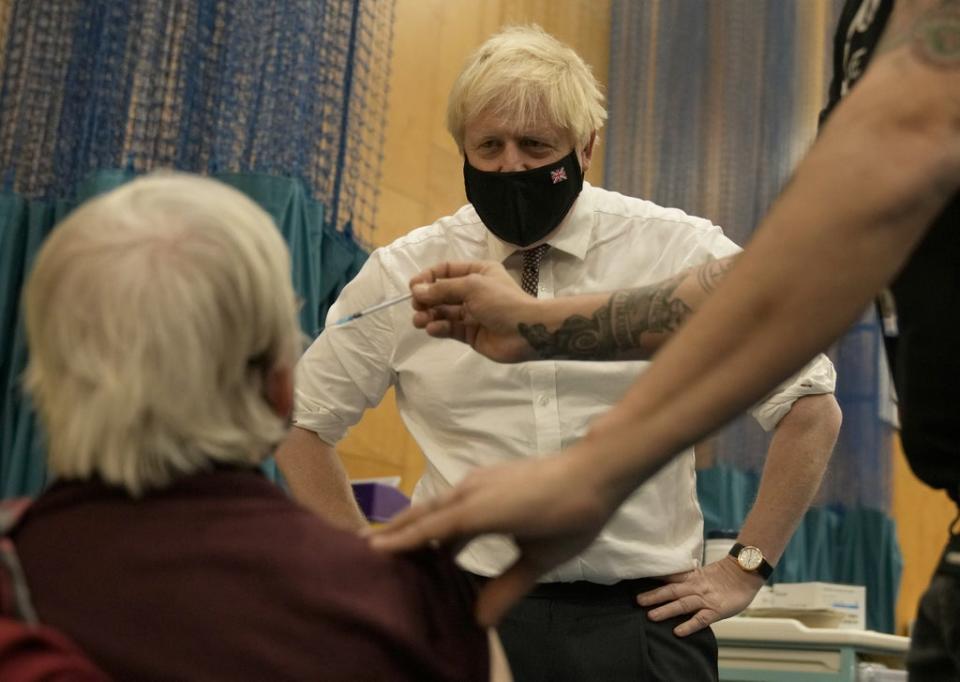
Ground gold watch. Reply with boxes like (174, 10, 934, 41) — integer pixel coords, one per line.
(729, 542, 774, 579)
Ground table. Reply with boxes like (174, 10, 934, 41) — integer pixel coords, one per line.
(713, 617, 909, 682)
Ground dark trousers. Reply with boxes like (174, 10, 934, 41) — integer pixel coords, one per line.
(478, 576, 718, 682)
(907, 531, 960, 681)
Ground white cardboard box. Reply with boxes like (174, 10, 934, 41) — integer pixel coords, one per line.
(771, 582, 866, 630)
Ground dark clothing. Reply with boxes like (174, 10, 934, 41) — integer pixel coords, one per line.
(820, 0, 893, 128)
(0, 620, 108, 682)
(473, 576, 718, 682)
(822, 0, 960, 504)
(890, 214, 960, 502)
(824, 1, 960, 678)
(12, 470, 488, 682)
(906, 535, 960, 680)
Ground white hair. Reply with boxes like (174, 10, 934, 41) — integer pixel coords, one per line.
(23, 172, 302, 496)
(447, 24, 607, 150)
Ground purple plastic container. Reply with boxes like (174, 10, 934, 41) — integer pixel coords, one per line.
(351, 482, 411, 523)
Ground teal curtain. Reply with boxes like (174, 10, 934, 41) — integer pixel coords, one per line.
(698, 467, 902, 633)
(0, 171, 366, 496)
(0, 1, 392, 497)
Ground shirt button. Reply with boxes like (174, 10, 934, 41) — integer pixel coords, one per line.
(538, 395, 550, 406)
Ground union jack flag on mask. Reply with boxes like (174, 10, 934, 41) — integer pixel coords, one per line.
(550, 167, 567, 184)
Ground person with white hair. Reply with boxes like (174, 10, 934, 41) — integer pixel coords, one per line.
(10, 173, 506, 681)
(279, 25, 841, 681)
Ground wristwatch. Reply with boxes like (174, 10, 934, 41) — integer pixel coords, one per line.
(728, 542, 774, 580)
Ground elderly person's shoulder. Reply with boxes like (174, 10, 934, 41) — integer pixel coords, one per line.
(13, 467, 490, 680)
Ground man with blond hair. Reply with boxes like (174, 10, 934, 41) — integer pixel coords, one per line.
(373, 1, 960, 679)
(279, 26, 840, 680)
(11, 173, 505, 681)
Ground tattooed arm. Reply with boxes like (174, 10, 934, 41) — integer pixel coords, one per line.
(408, 257, 735, 363)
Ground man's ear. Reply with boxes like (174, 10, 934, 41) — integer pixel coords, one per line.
(579, 131, 597, 174)
(265, 364, 295, 419)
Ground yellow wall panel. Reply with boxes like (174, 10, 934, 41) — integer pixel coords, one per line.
(371, 184, 431, 244)
(892, 435, 957, 634)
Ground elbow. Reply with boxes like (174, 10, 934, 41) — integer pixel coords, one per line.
(784, 393, 843, 450)
(811, 393, 843, 435)
(820, 394, 843, 441)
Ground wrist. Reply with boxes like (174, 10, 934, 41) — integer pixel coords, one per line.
(728, 542, 775, 580)
(524, 295, 574, 331)
(556, 440, 632, 518)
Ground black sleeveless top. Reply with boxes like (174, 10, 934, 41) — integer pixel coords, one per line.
(822, 0, 960, 502)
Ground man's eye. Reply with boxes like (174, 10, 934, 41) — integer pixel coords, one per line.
(479, 140, 500, 149)
(522, 139, 548, 149)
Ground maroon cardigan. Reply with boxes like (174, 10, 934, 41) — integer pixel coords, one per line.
(12, 469, 488, 681)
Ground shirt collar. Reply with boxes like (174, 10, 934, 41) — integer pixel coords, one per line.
(484, 182, 595, 262)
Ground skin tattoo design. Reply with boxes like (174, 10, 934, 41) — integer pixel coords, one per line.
(519, 258, 736, 361)
(911, 0, 960, 67)
(877, 0, 960, 66)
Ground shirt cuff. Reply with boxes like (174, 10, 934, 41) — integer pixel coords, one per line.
(750, 353, 837, 431)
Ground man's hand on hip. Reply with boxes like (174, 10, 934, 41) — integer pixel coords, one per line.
(636, 556, 765, 637)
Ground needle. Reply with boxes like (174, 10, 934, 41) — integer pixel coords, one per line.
(333, 292, 413, 326)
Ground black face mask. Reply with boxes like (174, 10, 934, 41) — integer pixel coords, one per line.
(464, 149, 584, 247)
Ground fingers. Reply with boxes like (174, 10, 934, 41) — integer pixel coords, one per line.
(412, 309, 433, 329)
(426, 320, 471, 344)
(408, 268, 437, 289)
(408, 261, 491, 293)
(410, 260, 515, 311)
(636, 580, 687, 607)
(411, 278, 478, 308)
(673, 609, 718, 637)
(416, 304, 467, 325)
(413, 306, 472, 344)
(475, 558, 541, 628)
(369, 493, 476, 554)
(368, 497, 437, 543)
(646, 594, 705, 622)
(418, 318, 474, 348)
(422, 318, 452, 337)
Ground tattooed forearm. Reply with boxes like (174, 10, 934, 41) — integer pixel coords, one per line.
(518, 275, 690, 360)
(519, 309, 615, 360)
(518, 256, 737, 360)
(696, 257, 736, 295)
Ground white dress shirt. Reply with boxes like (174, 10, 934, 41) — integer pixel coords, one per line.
(294, 183, 836, 582)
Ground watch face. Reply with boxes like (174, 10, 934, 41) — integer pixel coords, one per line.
(738, 546, 763, 571)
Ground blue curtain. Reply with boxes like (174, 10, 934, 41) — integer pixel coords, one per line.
(607, 0, 900, 631)
(0, 0, 393, 497)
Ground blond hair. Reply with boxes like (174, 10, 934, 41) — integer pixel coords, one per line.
(447, 25, 607, 150)
(23, 173, 302, 495)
